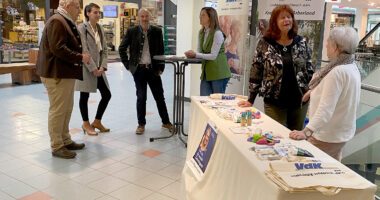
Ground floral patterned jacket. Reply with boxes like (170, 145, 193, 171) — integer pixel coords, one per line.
(248, 35, 314, 103)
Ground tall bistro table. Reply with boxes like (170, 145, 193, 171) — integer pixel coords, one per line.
(150, 55, 202, 146)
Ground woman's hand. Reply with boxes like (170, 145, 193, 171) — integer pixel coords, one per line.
(237, 100, 252, 107)
(99, 67, 105, 74)
(302, 90, 311, 102)
(92, 69, 102, 77)
(228, 58, 234, 67)
(185, 50, 196, 58)
(289, 130, 307, 140)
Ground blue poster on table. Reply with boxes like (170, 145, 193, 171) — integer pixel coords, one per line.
(192, 123, 218, 173)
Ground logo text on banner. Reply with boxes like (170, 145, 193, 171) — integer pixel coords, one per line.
(258, 0, 325, 21)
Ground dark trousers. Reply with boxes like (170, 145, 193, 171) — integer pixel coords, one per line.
(133, 67, 170, 126)
(264, 102, 308, 131)
(79, 76, 111, 121)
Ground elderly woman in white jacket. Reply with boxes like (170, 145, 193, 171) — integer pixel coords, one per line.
(75, 3, 111, 135)
(289, 27, 361, 161)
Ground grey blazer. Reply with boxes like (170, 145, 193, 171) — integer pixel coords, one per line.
(75, 22, 109, 93)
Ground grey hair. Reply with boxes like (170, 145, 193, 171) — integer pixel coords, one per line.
(138, 8, 152, 17)
(328, 26, 359, 54)
(59, 0, 78, 8)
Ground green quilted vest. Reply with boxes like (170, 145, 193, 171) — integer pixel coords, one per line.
(199, 29, 231, 81)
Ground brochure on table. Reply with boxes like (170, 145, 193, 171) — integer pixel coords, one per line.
(187, 122, 218, 181)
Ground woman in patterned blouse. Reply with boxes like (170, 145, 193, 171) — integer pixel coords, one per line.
(238, 5, 314, 131)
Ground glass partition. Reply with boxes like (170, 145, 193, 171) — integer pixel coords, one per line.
(342, 23, 380, 198)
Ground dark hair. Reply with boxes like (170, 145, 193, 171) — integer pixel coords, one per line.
(84, 3, 100, 21)
(200, 7, 220, 32)
(264, 5, 298, 40)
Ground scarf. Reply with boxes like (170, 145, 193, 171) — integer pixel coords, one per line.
(308, 53, 355, 90)
(57, 7, 76, 25)
(57, 7, 83, 53)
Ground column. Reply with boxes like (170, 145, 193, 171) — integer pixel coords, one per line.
(354, 8, 368, 40)
(176, 0, 203, 97)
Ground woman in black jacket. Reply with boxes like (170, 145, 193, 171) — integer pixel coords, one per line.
(239, 5, 314, 130)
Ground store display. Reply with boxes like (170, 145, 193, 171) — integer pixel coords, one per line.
(12, 24, 38, 43)
(120, 8, 137, 39)
(102, 22, 115, 51)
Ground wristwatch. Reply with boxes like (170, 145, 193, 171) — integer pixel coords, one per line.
(303, 128, 313, 139)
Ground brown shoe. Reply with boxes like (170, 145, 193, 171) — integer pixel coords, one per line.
(91, 120, 110, 133)
(52, 147, 76, 159)
(65, 141, 85, 150)
(82, 125, 98, 136)
(162, 123, 173, 132)
(136, 125, 145, 135)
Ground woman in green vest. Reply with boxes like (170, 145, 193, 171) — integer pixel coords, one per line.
(185, 7, 231, 96)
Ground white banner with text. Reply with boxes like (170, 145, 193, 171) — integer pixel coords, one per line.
(217, 0, 249, 94)
(258, 0, 325, 21)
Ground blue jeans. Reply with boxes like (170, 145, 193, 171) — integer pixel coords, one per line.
(200, 78, 230, 96)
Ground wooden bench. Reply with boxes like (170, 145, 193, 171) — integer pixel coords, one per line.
(0, 48, 40, 85)
(0, 62, 40, 85)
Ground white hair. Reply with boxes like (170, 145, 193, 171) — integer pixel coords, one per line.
(138, 8, 152, 17)
(328, 26, 359, 54)
(58, 0, 78, 8)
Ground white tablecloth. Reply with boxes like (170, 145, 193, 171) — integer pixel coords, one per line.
(181, 96, 377, 200)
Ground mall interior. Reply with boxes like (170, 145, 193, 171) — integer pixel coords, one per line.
(0, 0, 379, 199)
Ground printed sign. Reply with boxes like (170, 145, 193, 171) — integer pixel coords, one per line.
(187, 122, 218, 180)
(217, 0, 250, 94)
(258, 0, 325, 21)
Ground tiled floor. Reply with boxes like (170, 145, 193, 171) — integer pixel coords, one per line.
(0, 61, 187, 200)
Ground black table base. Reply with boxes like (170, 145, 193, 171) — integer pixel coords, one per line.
(149, 56, 202, 147)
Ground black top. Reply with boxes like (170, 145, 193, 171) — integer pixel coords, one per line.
(264, 40, 302, 108)
(118, 25, 165, 75)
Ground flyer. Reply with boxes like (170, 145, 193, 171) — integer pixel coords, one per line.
(188, 122, 218, 180)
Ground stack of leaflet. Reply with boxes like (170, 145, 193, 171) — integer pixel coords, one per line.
(265, 161, 375, 195)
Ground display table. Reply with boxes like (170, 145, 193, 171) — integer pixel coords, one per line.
(181, 96, 377, 200)
(150, 55, 202, 146)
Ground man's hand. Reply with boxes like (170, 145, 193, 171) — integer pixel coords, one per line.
(237, 100, 252, 107)
(82, 53, 91, 64)
(184, 50, 196, 58)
